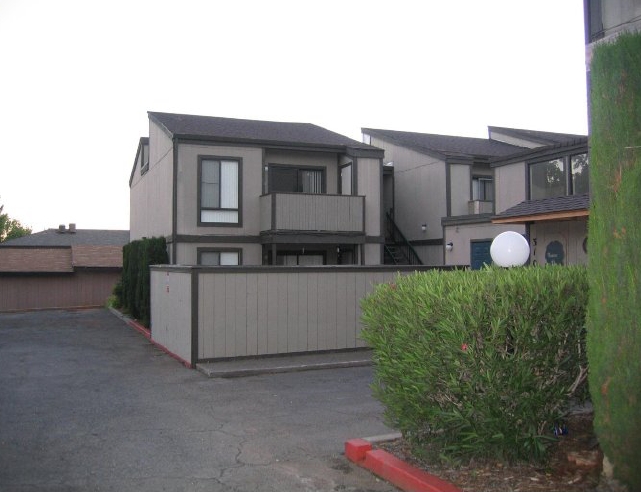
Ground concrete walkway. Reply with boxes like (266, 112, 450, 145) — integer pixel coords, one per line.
(0, 308, 396, 492)
(197, 350, 373, 378)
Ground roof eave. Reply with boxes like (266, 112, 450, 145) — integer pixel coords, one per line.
(492, 209, 589, 224)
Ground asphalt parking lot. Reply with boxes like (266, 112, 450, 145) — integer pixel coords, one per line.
(0, 308, 396, 492)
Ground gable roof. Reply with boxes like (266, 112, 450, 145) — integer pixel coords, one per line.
(0, 228, 130, 247)
(0, 228, 129, 272)
(148, 112, 380, 154)
(492, 194, 590, 224)
(362, 127, 525, 160)
(488, 126, 587, 146)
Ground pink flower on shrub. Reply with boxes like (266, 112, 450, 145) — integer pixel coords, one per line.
(461, 343, 468, 352)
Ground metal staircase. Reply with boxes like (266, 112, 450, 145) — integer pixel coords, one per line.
(383, 213, 423, 265)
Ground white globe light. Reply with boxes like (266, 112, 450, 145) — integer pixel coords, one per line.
(490, 231, 530, 267)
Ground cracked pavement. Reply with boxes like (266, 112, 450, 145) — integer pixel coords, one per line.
(0, 309, 396, 491)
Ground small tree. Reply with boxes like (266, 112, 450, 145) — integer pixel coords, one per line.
(0, 201, 32, 242)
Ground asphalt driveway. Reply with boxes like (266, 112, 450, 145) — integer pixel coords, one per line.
(0, 308, 396, 492)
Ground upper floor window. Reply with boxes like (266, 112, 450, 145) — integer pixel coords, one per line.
(472, 176, 493, 201)
(199, 157, 241, 225)
(529, 153, 589, 200)
(267, 165, 325, 194)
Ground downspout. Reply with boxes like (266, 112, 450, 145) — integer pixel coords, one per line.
(171, 137, 178, 264)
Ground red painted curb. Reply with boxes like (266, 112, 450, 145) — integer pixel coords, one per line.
(345, 439, 461, 492)
(124, 317, 193, 369)
(126, 318, 151, 339)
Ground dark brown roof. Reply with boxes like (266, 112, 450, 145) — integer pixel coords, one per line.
(362, 127, 525, 160)
(149, 112, 379, 153)
(0, 228, 130, 247)
(492, 194, 590, 224)
(488, 126, 587, 146)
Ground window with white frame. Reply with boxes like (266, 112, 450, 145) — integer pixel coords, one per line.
(199, 157, 241, 225)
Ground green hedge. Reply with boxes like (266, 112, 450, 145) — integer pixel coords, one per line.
(120, 237, 168, 328)
(588, 32, 641, 490)
(361, 266, 588, 463)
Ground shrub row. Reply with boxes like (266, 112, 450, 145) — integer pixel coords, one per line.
(119, 237, 168, 328)
(360, 266, 588, 463)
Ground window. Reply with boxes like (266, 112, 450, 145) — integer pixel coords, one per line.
(472, 176, 493, 201)
(198, 249, 241, 266)
(199, 157, 241, 225)
(571, 153, 590, 195)
(267, 165, 324, 194)
(529, 153, 589, 200)
(276, 252, 324, 265)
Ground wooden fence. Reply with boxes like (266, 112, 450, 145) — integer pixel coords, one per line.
(150, 265, 452, 366)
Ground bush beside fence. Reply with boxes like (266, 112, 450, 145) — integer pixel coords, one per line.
(119, 237, 168, 328)
(360, 266, 588, 463)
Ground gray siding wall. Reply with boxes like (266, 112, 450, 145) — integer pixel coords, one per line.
(151, 266, 440, 363)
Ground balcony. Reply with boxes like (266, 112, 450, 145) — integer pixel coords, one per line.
(468, 200, 494, 215)
(260, 193, 364, 233)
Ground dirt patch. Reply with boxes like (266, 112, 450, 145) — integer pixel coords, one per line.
(377, 412, 601, 492)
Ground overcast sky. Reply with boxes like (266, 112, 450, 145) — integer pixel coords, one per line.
(0, 0, 588, 233)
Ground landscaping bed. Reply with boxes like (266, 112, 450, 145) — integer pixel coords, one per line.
(378, 411, 601, 492)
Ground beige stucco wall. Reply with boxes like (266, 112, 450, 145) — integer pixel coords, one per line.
(449, 164, 471, 216)
(530, 221, 588, 266)
(357, 156, 382, 238)
(176, 143, 264, 237)
(175, 243, 263, 266)
(494, 161, 527, 213)
(129, 121, 174, 240)
(369, 136, 446, 244)
(265, 149, 339, 194)
(444, 222, 526, 266)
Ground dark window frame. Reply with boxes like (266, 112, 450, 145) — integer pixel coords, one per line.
(266, 164, 326, 194)
(528, 152, 589, 200)
(275, 249, 327, 266)
(472, 175, 494, 201)
(197, 247, 243, 266)
(198, 155, 243, 227)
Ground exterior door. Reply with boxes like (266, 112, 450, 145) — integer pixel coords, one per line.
(470, 240, 493, 270)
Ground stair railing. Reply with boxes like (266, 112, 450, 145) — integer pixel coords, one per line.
(385, 212, 423, 265)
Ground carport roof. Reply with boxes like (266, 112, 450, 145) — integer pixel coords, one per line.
(492, 194, 590, 224)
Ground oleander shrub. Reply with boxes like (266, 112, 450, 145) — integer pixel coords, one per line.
(120, 237, 168, 327)
(361, 266, 588, 463)
(588, 32, 641, 490)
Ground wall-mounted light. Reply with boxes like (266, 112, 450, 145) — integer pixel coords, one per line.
(446, 242, 453, 252)
(421, 224, 427, 232)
